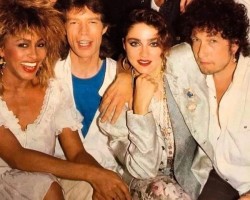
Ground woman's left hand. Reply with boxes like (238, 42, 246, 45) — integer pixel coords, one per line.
(133, 74, 158, 115)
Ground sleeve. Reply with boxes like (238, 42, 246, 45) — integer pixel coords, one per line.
(53, 81, 83, 135)
(0, 99, 19, 132)
(98, 107, 163, 179)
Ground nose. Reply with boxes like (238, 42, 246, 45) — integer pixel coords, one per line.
(28, 46, 38, 60)
(79, 22, 88, 35)
(139, 46, 149, 58)
(197, 42, 207, 59)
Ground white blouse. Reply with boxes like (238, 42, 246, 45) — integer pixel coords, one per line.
(0, 79, 83, 175)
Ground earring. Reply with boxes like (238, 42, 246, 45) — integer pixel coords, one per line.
(0, 57, 6, 75)
(0, 57, 6, 67)
(233, 54, 237, 63)
(122, 57, 132, 70)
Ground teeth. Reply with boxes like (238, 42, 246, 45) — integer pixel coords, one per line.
(21, 62, 36, 68)
(79, 40, 90, 46)
(139, 60, 150, 64)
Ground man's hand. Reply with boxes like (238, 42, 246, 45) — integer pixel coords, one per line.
(91, 167, 131, 200)
(180, 0, 192, 13)
(99, 72, 133, 124)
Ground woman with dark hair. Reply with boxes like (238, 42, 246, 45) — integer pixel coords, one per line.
(0, 1, 130, 199)
(99, 8, 200, 200)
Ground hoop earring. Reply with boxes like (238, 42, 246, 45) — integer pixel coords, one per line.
(0, 57, 6, 67)
(0, 57, 6, 75)
(122, 57, 132, 70)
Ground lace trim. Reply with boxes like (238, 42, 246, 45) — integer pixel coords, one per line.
(0, 79, 55, 133)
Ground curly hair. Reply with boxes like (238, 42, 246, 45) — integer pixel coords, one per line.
(54, 0, 113, 59)
(0, 0, 66, 87)
(122, 8, 173, 57)
(180, 0, 250, 56)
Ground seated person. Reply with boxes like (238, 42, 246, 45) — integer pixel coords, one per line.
(99, 8, 201, 200)
(100, 0, 250, 199)
(54, 0, 122, 173)
(0, 1, 130, 199)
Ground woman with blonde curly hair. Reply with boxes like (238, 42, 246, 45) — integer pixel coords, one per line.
(0, 1, 130, 200)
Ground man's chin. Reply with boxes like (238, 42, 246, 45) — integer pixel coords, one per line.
(199, 67, 212, 75)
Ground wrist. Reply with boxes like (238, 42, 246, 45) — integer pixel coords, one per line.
(133, 104, 149, 115)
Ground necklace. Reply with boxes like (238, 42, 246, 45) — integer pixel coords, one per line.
(152, 73, 175, 170)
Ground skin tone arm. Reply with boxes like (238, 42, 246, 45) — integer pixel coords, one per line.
(180, 0, 193, 13)
(99, 62, 158, 122)
(0, 126, 131, 200)
(154, 0, 192, 12)
(99, 0, 193, 123)
(99, 57, 133, 124)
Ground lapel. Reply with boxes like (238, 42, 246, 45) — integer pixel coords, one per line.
(166, 43, 214, 159)
(165, 78, 192, 169)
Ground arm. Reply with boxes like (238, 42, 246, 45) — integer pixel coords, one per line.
(99, 56, 133, 124)
(0, 126, 131, 200)
(126, 74, 163, 177)
(99, 109, 162, 179)
(180, 0, 192, 12)
(58, 128, 131, 200)
(99, 74, 164, 179)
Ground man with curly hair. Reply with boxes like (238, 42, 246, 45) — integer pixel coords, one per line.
(171, 0, 250, 199)
(100, 0, 250, 199)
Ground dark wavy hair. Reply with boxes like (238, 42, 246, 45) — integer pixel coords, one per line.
(54, 0, 113, 59)
(180, 0, 250, 57)
(0, 0, 66, 87)
(122, 8, 173, 58)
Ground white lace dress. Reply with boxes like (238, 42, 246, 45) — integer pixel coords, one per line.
(0, 79, 83, 200)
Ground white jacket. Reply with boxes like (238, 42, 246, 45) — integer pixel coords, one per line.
(54, 54, 122, 173)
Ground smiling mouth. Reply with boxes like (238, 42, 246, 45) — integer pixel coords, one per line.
(138, 60, 151, 66)
(79, 40, 91, 47)
(21, 62, 38, 73)
(21, 62, 36, 68)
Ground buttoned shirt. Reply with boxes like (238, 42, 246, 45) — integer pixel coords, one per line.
(206, 55, 250, 195)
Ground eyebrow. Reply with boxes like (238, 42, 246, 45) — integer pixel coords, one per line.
(127, 37, 159, 41)
(67, 16, 101, 21)
(15, 37, 45, 43)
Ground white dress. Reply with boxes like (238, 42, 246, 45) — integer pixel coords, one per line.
(0, 79, 83, 200)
